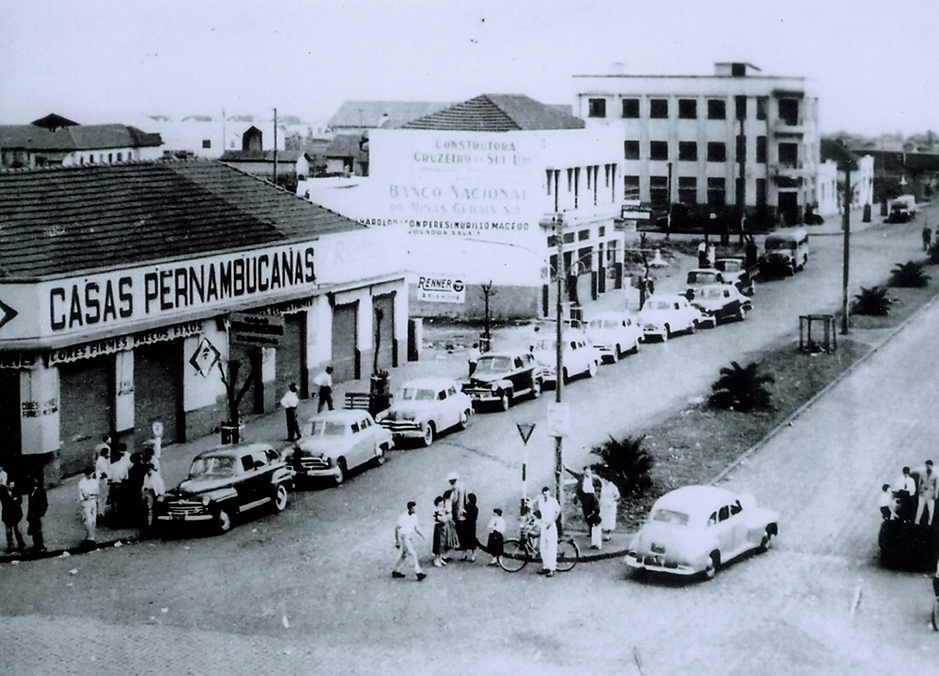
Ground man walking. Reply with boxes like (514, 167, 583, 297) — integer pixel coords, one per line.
(923, 225, 932, 252)
(915, 459, 938, 526)
(2, 479, 26, 553)
(313, 366, 334, 413)
(534, 486, 561, 577)
(26, 479, 48, 553)
(392, 501, 427, 581)
(78, 468, 99, 545)
(280, 383, 302, 441)
(467, 343, 480, 378)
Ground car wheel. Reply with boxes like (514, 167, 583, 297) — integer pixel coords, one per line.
(374, 443, 388, 465)
(609, 346, 620, 364)
(703, 552, 719, 580)
(687, 321, 697, 336)
(456, 410, 470, 431)
(334, 458, 347, 486)
(628, 339, 640, 355)
(663, 324, 671, 340)
(759, 523, 778, 552)
(531, 379, 542, 400)
(498, 391, 511, 412)
(421, 422, 435, 447)
(587, 360, 598, 378)
(216, 508, 232, 534)
(272, 484, 288, 513)
(562, 368, 570, 384)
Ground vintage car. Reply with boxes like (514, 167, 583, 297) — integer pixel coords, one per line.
(461, 350, 542, 411)
(376, 377, 473, 447)
(713, 258, 755, 296)
(689, 284, 752, 327)
(879, 466, 939, 572)
(760, 228, 809, 277)
(586, 312, 642, 363)
(624, 485, 779, 579)
(287, 409, 392, 486)
(154, 443, 293, 534)
(637, 294, 702, 342)
(531, 331, 601, 387)
(685, 268, 725, 299)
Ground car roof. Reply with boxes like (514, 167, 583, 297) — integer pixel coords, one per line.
(652, 485, 737, 513)
(696, 284, 732, 294)
(645, 294, 685, 303)
(200, 443, 274, 459)
(478, 351, 525, 359)
(306, 409, 373, 423)
(399, 377, 458, 390)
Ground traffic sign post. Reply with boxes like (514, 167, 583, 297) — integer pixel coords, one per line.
(515, 422, 536, 511)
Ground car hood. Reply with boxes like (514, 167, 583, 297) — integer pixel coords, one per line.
(173, 476, 238, 496)
(292, 438, 351, 457)
(467, 373, 510, 386)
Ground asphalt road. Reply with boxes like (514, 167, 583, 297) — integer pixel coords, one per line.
(1, 212, 936, 676)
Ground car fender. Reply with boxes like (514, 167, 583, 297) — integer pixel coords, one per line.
(202, 486, 239, 504)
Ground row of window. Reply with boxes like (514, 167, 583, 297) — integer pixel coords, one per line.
(545, 164, 618, 211)
(589, 95, 799, 124)
(622, 137, 798, 165)
(78, 152, 129, 165)
(624, 175, 769, 208)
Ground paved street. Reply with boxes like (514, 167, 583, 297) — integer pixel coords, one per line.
(2, 210, 938, 675)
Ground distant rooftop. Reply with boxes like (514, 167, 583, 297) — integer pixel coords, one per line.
(0, 118, 162, 152)
(401, 94, 585, 132)
(328, 101, 453, 131)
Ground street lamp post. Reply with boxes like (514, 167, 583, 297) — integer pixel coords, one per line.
(553, 214, 565, 519)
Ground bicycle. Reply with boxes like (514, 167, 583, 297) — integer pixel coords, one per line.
(498, 525, 580, 573)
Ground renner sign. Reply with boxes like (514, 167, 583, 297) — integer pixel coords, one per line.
(417, 276, 465, 303)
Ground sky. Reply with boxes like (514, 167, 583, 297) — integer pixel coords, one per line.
(1, 0, 936, 137)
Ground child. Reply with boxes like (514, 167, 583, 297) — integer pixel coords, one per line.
(486, 508, 506, 566)
(879, 483, 896, 521)
(433, 496, 449, 567)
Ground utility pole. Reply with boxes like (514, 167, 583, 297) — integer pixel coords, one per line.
(841, 163, 852, 335)
(273, 108, 278, 187)
(554, 214, 565, 516)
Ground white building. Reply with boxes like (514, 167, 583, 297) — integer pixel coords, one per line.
(817, 140, 874, 218)
(573, 62, 820, 226)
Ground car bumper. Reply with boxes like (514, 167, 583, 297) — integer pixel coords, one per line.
(155, 511, 214, 523)
(624, 552, 698, 575)
(379, 421, 426, 439)
(463, 388, 501, 403)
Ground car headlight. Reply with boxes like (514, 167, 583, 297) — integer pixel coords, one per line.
(202, 495, 211, 507)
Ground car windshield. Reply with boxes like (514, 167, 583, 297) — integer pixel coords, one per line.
(189, 455, 236, 479)
(650, 508, 690, 526)
(475, 356, 512, 373)
(719, 260, 743, 272)
(765, 239, 795, 251)
(701, 288, 725, 300)
(400, 388, 436, 401)
(305, 420, 347, 437)
(589, 319, 619, 330)
(689, 271, 720, 284)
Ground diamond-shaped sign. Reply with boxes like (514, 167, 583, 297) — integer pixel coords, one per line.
(516, 422, 536, 445)
(189, 337, 221, 378)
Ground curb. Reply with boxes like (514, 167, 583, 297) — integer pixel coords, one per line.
(0, 534, 143, 565)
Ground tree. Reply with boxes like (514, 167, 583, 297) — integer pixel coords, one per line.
(589, 434, 654, 496)
(709, 361, 774, 412)
(851, 286, 892, 316)
(217, 356, 257, 442)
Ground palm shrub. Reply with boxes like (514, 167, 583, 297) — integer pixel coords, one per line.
(589, 434, 654, 496)
(889, 261, 930, 288)
(928, 240, 939, 265)
(709, 361, 775, 412)
(851, 285, 892, 316)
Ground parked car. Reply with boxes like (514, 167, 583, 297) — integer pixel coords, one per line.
(878, 519, 939, 572)
(713, 258, 755, 296)
(154, 443, 293, 534)
(531, 331, 600, 387)
(461, 350, 542, 411)
(760, 228, 809, 277)
(624, 485, 779, 580)
(586, 312, 642, 363)
(685, 268, 725, 300)
(376, 377, 473, 447)
(287, 409, 392, 486)
(637, 294, 702, 341)
(689, 284, 752, 327)
(886, 203, 914, 223)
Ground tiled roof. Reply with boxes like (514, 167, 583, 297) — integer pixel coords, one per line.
(219, 150, 308, 163)
(0, 124, 162, 151)
(0, 160, 364, 279)
(31, 113, 79, 130)
(327, 101, 453, 130)
(402, 94, 585, 132)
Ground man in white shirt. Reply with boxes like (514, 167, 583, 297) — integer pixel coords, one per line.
(95, 448, 111, 521)
(915, 460, 938, 526)
(534, 486, 561, 577)
(467, 343, 480, 377)
(392, 501, 426, 581)
(313, 366, 334, 413)
(78, 469, 99, 543)
(894, 466, 917, 522)
(280, 383, 301, 441)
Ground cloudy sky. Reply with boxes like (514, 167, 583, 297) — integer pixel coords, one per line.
(1, 0, 936, 136)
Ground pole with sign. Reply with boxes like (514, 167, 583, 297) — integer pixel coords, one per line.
(515, 422, 536, 514)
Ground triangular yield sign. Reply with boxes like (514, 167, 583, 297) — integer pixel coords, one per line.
(516, 422, 536, 445)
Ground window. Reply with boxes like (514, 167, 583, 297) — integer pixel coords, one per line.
(578, 229, 590, 241)
(650, 99, 668, 119)
(202, 139, 212, 149)
(707, 177, 726, 207)
(756, 96, 768, 121)
(778, 98, 799, 126)
(547, 235, 557, 247)
(735, 135, 746, 163)
(108, 153, 113, 162)
(588, 98, 607, 118)
(624, 140, 640, 160)
(116, 152, 122, 161)
(650, 141, 668, 161)
(622, 98, 640, 118)
(650, 175, 668, 211)
(563, 232, 575, 244)
(736, 177, 745, 206)
(678, 99, 697, 119)
(756, 136, 767, 164)
(735, 95, 747, 120)
(678, 176, 697, 205)
(708, 99, 726, 119)
(718, 505, 730, 522)
(624, 175, 640, 201)
(707, 142, 726, 162)
(756, 178, 767, 207)
(779, 142, 798, 166)
(678, 141, 697, 162)
(598, 226, 605, 237)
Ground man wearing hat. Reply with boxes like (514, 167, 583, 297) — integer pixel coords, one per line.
(447, 472, 467, 551)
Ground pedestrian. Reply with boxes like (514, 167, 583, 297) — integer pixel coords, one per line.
(108, 444, 130, 523)
(894, 466, 917, 522)
(878, 483, 896, 521)
(697, 240, 708, 267)
(26, 479, 48, 553)
(78, 468, 99, 544)
(433, 495, 450, 567)
(142, 462, 166, 531)
(2, 479, 26, 553)
(126, 452, 148, 528)
(528, 324, 541, 353)
(459, 492, 479, 562)
(392, 501, 426, 581)
(313, 366, 334, 413)
(467, 343, 480, 377)
(280, 383, 302, 441)
(745, 234, 758, 270)
(566, 465, 602, 549)
(533, 486, 560, 577)
(95, 446, 111, 522)
(486, 507, 506, 566)
(93, 433, 111, 467)
(599, 477, 621, 542)
(923, 225, 932, 252)
(446, 472, 466, 553)
(915, 459, 938, 527)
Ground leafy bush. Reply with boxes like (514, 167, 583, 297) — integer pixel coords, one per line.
(709, 361, 775, 412)
(589, 434, 654, 496)
(851, 285, 892, 316)
(889, 261, 930, 288)
(927, 239, 939, 265)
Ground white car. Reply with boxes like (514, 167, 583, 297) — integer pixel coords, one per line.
(638, 294, 702, 341)
(286, 410, 393, 486)
(689, 284, 752, 328)
(376, 377, 472, 447)
(532, 331, 600, 386)
(624, 485, 779, 579)
(586, 313, 642, 363)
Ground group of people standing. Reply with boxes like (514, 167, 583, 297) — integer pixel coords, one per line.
(1, 465, 47, 554)
(881, 460, 938, 526)
(568, 465, 620, 550)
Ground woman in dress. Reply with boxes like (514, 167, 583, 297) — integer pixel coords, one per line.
(599, 478, 621, 542)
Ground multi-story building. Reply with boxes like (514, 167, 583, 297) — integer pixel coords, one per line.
(573, 62, 820, 226)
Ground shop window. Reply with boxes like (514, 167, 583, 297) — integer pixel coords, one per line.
(650, 175, 668, 211)
(708, 100, 726, 120)
(756, 136, 767, 164)
(678, 177, 697, 205)
(678, 99, 697, 119)
(735, 96, 747, 120)
(624, 175, 640, 201)
(679, 142, 697, 162)
(757, 97, 768, 121)
(650, 99, 668, 119)
(588, 98, 607, 118)
(707, 177, 726, 207)
(624, 140, 640, 160)
(707, 142, 726, 162)
(650, 141, 668, 161)
(622, 98, 640, 118)
(779, 142, 798, 166)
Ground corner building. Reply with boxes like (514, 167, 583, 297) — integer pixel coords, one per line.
(0, 160, 406, 480)
(574, 62, 820, 225)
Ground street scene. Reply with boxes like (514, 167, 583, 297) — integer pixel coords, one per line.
(3, 2, 939, 675)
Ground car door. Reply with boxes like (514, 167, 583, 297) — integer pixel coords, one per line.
(235, 452, 260, 507)
(435, 386, 452, 431)
(715, 503, 735, 555)
(347, 418, 367, 470)
(728, 499, 751, 553)
(444, 384, 460, 429)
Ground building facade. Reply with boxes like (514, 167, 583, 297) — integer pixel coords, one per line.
(0, 160, 407, 481)
(573, 62, 820, 226)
